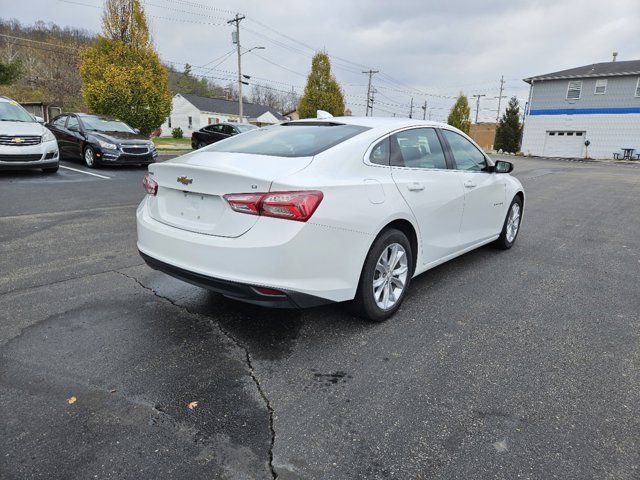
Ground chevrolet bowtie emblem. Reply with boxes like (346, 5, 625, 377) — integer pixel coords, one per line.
(177, 176, 193, 186)
(13, 137, 24, 144)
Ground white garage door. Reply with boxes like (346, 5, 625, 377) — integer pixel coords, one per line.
(542, 131, 586, 158)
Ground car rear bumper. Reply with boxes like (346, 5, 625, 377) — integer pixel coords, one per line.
(136, 197, 373, 304)
(139, 251, 329, 308)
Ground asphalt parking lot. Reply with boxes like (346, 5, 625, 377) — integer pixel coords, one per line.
(1, 154, 639, 479)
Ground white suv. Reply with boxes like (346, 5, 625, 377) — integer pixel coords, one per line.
(0, 96, 59, 173)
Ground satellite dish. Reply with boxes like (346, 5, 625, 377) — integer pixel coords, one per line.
(317, 110, 333, 119)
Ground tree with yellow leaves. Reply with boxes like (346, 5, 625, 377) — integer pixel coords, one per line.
(298, 52, 345, 119)
(80, 0, 171, 135)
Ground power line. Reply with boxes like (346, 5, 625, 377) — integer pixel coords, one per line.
(248, 50, 308, 77)
(56, 0, 227, 25)
(0, 33, 81, 51)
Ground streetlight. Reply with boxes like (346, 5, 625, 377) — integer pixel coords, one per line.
(242, 46, 265, 56)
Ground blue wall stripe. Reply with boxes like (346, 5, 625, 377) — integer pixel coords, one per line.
(530, 107, 640, 115)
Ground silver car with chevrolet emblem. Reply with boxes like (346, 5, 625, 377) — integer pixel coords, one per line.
(0, 96, 59, 173)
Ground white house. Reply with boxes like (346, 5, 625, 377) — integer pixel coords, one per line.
(161, 93, 285, 137)
(521, 58, 640, 159)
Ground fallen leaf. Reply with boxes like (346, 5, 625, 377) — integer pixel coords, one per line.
(67, 396, 77, 405)
(187, 401, 198, 410)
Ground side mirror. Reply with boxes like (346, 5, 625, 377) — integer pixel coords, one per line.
(34, 115, 45, 123)
(134, 128, 141, 134)
(494, 160, 514, 174)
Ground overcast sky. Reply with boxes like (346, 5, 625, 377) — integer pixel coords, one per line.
(3, 0, 639, 120)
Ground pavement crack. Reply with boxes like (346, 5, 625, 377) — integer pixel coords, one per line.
(115, 269, 279, 479)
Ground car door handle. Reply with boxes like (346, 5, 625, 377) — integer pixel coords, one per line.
(463, 180, 477, 189)
(407, 182, 425, 191)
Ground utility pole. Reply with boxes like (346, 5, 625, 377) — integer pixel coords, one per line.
(227, 13, 246, 121)
(421, 100, 427, 120)
(495, 75, 506, 123)
(409, 97, 414, 119)
(369, 87, 377, 116)
(472, 94, 486, 124)
(362, 69, 379, 116)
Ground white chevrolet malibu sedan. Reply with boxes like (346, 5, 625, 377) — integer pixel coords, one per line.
(137, 117, 524, 321)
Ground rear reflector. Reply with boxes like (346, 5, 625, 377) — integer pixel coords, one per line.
(224, 190, 323, 222)
(253, 286, 286, 296)
(143, 174, 158, 196)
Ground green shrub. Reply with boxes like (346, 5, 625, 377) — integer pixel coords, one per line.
(171, 127, 183, 139)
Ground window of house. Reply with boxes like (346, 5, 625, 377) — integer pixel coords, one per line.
(548, 132, 556, 136)
(566, 80, 582, 100)
(635, 78, 640, 97)
(594, 79, 607, 94)
(188, 116, 193, 129)
(167, 117, 171, 128)
(558, 132, 565, 136)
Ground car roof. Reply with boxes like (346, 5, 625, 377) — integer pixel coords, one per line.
(285, 116, 449, 130)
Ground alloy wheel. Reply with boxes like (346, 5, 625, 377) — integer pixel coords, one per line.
(506, 203, 521, 243)
(373, 243, 409, 310)
(84, 148, 94, 167)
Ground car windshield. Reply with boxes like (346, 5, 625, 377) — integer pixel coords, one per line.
(206, 123, 369, 157)
(235, 124, 258, 133)
(0, 101, 35, 122)
(82, 116, 136, 133)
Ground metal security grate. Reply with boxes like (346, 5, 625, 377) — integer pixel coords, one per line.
(0, 135, 42, 146)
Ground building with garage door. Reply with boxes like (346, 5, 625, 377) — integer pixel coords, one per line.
(520, 57, 640, 159)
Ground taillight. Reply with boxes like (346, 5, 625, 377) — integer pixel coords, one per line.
(223, 190, 323, 222)
(143, 174, 158, 196)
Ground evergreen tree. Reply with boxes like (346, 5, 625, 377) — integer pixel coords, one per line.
(0, 58, 22, 85)
(80, 0, 171, 135)
(447, 93, 471, 134)
(177, 63, 195, 94)
(298, 52, 345, 118)
(494, 96, 522, 153)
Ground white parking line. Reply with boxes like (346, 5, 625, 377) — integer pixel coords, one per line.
(60, 165, 111, 179)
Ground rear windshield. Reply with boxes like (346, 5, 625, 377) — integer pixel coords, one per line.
(206, 123, 369, 157)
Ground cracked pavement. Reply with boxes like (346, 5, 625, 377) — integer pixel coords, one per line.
(1, 157, 639, 479)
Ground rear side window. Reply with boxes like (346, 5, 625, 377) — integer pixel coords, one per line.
(206, 123, 369, 157)
(52, 115, 67, 127)
(390, 128, 447, 169)
(67, 116, 79, 130)
(369, 137, 389, 165)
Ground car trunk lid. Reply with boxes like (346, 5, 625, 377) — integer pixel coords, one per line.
(147, 151, 312, 237)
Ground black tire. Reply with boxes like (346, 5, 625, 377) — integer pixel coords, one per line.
(197, 141, 207, 149)
(350, 228, 413, 322)
(494, 195, 523, 250)
(42, 165, 59, 173)
(83, 145, 99, 169)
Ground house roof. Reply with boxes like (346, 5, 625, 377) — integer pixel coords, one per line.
(524, 59, 640, 83)
(179, 93, 285, 120)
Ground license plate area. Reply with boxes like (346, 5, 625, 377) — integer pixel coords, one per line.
(156, 189, 225, 233)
